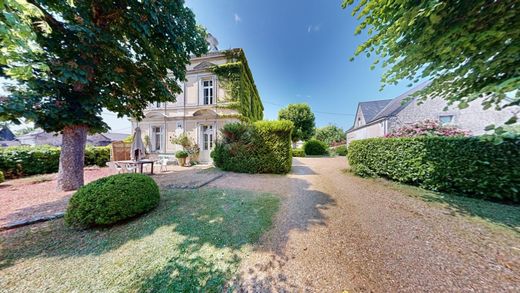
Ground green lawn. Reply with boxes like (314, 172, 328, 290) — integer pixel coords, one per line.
(0, 188, 280, 292)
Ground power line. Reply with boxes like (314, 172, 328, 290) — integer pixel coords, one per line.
(263, 101, 356, 117)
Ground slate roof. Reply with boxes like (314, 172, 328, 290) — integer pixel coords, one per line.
(371, 82, 430, 121)
(0, 127, 15, 141)
(359, 99, 393, 123)
(101, 132, 130, 142)
(348, 82, 431, 132)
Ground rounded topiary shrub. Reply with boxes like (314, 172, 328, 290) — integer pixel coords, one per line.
(303, 139, 329, 156)
(334, 145, 348, 156)
(65, 173, 160, 228)
(0, 171, 4, 183)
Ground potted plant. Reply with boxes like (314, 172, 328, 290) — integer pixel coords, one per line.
(186, 144, 200, 164)
(175, 150, 189, 166)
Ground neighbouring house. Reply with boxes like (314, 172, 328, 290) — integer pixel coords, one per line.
(17, 128, 129, 147)
(347, 82, 518, 144)
(0, 126, 20, 147)
(130, 46, 264, 163)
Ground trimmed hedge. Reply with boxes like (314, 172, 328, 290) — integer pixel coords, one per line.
(65, 173, 160, 228)
(0, 146, 110, 179)
(212, 120, 293, 174)
(334, 145, 348, 156)
(292, 148, 306, 157)
(303, 139, 329, 156)
(348, 137, 520, 202)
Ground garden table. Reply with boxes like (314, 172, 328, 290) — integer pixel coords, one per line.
(117, 159, 155, 175)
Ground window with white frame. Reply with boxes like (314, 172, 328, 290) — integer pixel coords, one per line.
(202, 79, 214, 105)
(176, 121, 183, 130)
(439, 115, 454, 125)
(151, 126, 163, 152)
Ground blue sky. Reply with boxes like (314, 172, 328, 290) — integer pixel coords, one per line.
(13, 0, 414, 133)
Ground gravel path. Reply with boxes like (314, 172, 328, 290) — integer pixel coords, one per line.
(0, 166, 221, 230)
(208, 157, 520, 292)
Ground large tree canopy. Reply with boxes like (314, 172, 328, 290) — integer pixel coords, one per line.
(343, 0, 520, 116)
(278, 103, 315, 142)
(0, 0, 208, 190)
(315, 125, 346, 146)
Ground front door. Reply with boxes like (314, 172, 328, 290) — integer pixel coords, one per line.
(199, 123, 215, 163)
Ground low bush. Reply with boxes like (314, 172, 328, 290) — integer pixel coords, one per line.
(0, 146, 110, 179)
(292, 148, 305, 157)
(65, 173, 160, 228)
(0, 171, 4, 183)
(84, 146, 111, 167)
(334, 145, 348, 156)
(175, 150, 189, 158)
(212, 120, 293, 174)
(303, 139, 329, 156)
(348, 137, 520, 202)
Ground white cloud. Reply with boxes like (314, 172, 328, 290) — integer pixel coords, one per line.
(234, 13, 242, 23)
(307, 24, 321, 33)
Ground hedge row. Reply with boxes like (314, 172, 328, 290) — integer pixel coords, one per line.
(0, 146, 110, 179)
(347, 137, 520, 202)
(212, 120, 293, 174)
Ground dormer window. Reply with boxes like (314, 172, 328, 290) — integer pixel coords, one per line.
(202, 80, 214, 105)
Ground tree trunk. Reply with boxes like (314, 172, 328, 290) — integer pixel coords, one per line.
(57, 125, 88, 191)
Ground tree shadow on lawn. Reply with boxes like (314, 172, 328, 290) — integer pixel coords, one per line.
(0, 177, 335, 292)
(420, 190, 520, 234)
(385, 180, 520, 234)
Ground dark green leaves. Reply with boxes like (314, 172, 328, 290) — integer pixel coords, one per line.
(344, 0, 520, 116)
(0, 0, 208, 133)
(348, 137, 520, 202)
(278, 103, 316, 142)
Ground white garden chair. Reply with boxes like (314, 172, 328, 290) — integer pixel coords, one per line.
(159, 158, 169, 172)
(125, 163, 137, 173)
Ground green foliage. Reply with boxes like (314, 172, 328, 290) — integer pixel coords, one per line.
(0, 0, 51, 80)
(343, 0, 520, 113)
(0, 146, 110, 179)
(65, 173, 160, 228)
(211, 49, 263, 122)
(315, 125, 346, 145)
(212, 121, 293, 174)
(278, 104, 315, 142)
(122, 135, 133, 144)
(334, 145, 348, 156)
(0, 0, 208, 133)
(84, 146, 111, 167)
(175, 150, 189, 159)
(303, 139, 329, 156)
(0, 170, 4, 183)
(348, 137, 520, 202)
(292, 148, 306, 157)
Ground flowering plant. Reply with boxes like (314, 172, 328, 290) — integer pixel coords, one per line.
(386, 119, 469, 138)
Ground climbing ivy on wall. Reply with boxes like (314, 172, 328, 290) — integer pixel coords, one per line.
(211, 49, 264, 122)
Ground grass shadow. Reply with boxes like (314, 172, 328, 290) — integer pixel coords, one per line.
(384, 180, 520, 234)
(0, 188, 280, 291)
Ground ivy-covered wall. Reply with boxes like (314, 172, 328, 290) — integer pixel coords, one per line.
(211, 49, 264, 122)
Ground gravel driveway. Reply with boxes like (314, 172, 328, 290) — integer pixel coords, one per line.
(208, 157, 520, 292)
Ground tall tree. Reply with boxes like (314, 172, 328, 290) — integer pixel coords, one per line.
(343, 0, 519, 121)
(315, 125, 346, 146)
(0, 0, 207, 190)
(278, 103, 315, 142)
